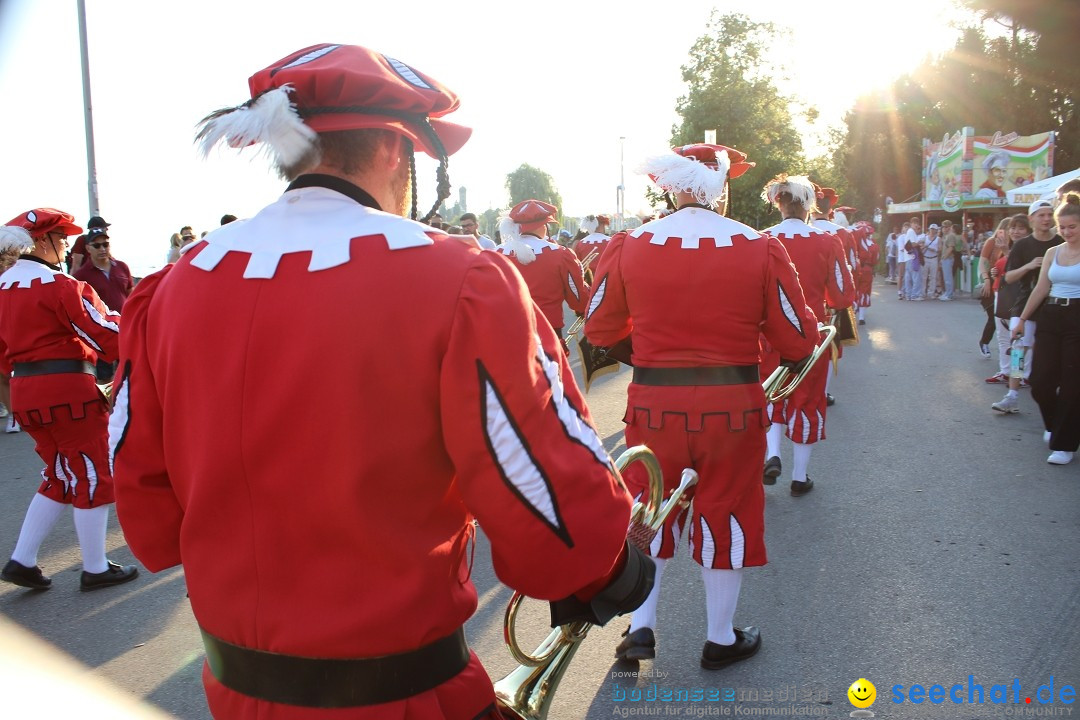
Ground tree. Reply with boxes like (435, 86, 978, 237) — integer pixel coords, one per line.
(505, 164, 563, 213)
(672, 12, 806, 227)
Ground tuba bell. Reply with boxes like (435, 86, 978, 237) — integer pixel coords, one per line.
(760, 322, 837, 402)
(493, 446, 698, 720)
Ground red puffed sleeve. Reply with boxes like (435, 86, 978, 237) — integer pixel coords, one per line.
(110, 266, 183, 571)
(583, 231, 631, 347)
(561, 247, 589, 316)
(57, 276, 121, 363)
(440, 250, 631, 600)
(825, 234, 856, 311)
(762, 237, 819, 362)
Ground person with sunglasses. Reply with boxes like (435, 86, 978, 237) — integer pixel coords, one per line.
(73, 226, 133, 383)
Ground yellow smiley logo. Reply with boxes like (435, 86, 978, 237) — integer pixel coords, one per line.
(848, 678, 876, 709)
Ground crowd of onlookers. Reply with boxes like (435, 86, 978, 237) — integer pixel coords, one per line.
(883, 218, 986, 301)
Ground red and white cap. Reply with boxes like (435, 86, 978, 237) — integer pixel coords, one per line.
(641, 144, 755, 207)
(579, 213, 609, 234)
(197, 43, 471, 169)
(813, 184, 839, 210)
(762, 174, 816, 208)
(499, 199, 558, 265)
(5, 209, 83, 240)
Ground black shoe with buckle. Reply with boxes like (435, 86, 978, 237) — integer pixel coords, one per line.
(790, 478, 814, 496)
(763, 456, 781, 485)
(1, 559, 51, 590)
(701, 627, 761, 670)
(615, 627, 655, 661)
(826, 393, 836, 407)
(80, 561, 139, 591)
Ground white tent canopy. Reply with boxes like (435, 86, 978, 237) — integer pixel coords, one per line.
(1006, 167, 1080, 205)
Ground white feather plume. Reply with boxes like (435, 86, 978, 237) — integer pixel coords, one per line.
(0, 226, 34, 255)
(762, 175, 817, 208)
(498, 216, 536, 264)
(640, 152, 730, 207)
(833, 210, 851, 228)
(196, 85, 317, 171)
(580, 216, 599, 234)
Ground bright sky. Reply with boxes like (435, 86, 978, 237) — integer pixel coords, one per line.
(0, 0, 968, 276)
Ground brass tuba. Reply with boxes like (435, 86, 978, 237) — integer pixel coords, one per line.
(760, 323, 837, 402)
(493, 446, 698, 720)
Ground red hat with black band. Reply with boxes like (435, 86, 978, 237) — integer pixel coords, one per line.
(642, 143, 755, 208)
(196, 43, 471, 223)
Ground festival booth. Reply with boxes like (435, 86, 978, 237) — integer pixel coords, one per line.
(887, 126, 1056, 294)
(1005, 166, 1080, 205)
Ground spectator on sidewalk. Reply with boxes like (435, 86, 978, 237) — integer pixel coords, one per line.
(73, 226, 134, 383)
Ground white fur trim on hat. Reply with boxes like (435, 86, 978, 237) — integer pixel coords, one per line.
(196, 85, 318, 170)
(579, 216, 599, 234)
(762, 175, 816, 208)
(498, 215, 536, 264)
(0, 226, 34, 255)
(640, 152, 730, 207)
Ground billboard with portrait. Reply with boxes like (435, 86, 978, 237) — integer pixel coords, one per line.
(922, 130, 965, 203)
(971, 131, 1054, 202)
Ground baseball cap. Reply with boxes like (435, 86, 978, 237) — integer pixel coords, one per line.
(88, 227, 109, 240)
(87, 216, 110, 229)
(1028, 199, 1054, 215)
(928, 223, 940, 229)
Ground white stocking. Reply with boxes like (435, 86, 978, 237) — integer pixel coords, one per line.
(629, 557, 667, 632)
(73, 505, 109, 573)
(702, 567, 743, 645)
(766, 423, 784, 460)
(791, 442, 813, 483)
(11, 494, 65, 567)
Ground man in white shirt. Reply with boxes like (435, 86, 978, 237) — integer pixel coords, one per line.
(923, 224, 942, 298)
(903, 218, 923, 300)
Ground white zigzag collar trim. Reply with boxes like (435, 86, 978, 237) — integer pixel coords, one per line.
(188, 187, 435, 279)
(765, 218, 828, 239)
(629, 207, 760, 249)
(0, 258, 62, 289)
(578, 233, 608, 244)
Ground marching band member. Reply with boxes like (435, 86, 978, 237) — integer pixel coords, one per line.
(586, 143, 817, 669)
(498, 200, 589, 338)
(109, 44, 652, 720)
(574, 214, 611, 274)
(853, 220, 879, 324)
(760, 176, 855, 495)
(809, 188, 857, 406)
(0, 211, 137, 592)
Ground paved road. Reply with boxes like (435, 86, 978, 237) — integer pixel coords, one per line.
(0, 283, 1076, 719)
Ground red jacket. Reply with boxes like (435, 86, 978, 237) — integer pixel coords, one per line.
(498, 236, 588, 330)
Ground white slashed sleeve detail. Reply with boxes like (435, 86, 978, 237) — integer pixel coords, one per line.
(107, 377, 131, 476)
(817, 410, 825, 441)
(699, 516, 716, 568)
(587, 277, 606, 320)
(535, 339, 609, 466)
(567, 273, 579, 302)
(71, 323, 103, 352)
(835, 260, 846, 292)
(800, 411, 812, 443)
(81, 298, 120, 333)
(483, 376, 560, 531)
(81, 453, 99, 503)
(729, 515, 746, 569)
(63, 457, 77, 499)
(777, 282, 805, 336)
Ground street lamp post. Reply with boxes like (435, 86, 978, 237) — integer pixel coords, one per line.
(77, 0, 100, 217)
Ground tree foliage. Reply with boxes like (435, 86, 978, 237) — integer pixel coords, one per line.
(672, 12, 805, 227)
(840, 14, 1080, 213)
(505, 164, 563, 213)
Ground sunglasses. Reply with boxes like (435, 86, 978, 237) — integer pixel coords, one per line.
(89, 242, 110, 249)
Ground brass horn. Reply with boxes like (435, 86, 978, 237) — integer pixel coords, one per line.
(760, 322, 837, 402)
(493, 447, 698, 720)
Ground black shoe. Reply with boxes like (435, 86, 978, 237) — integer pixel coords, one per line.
(763, 456, 781, 485)
(701, 627, 761, 669)
(790, 478, 814, 496)
(80, 561, 138, 591)
(1, 559, 51, 590)
(826, 393, 836, 407)
(858, 319, 866, 325)
(615, 627, 655, 661)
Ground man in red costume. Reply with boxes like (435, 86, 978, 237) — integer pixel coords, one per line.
(498, 199, 589, 337)
(585, 144, 818, 669)
(853, 220, 879, 324)
(109, 44, 652, 720)
(574, 214, 611, 274)
(759, 175, 855, 495)
(0, 210, 138, 592)
(809, 189, 857, 406)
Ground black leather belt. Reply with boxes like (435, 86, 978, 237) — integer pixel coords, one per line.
(200, 627, 469, 708)
(12, 360, 96, 378)
(633, 365, 758, 386)
(1046, 297, 1077, 307)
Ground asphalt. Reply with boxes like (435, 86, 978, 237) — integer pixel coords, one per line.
(0, 281, 1076, 719)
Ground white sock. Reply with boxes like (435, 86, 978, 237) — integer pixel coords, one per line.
(11, 494, 66, 567)
(791, 442, 813, 483)
(766, 423, 784, 460)
(858, 307, 865, 320)
(73, 505, 109, 574)
(824, 369, 833, 395)
(702, 567, 743, 645)
(629, 556, 666, 632)
(1006, 389, 1018, 400)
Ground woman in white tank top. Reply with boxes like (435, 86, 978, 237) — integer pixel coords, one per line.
(1013, 193, 1080, 464)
